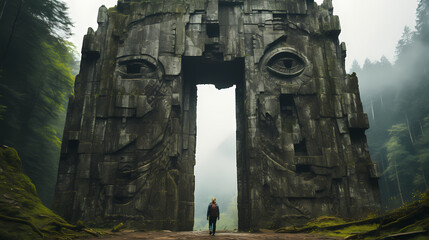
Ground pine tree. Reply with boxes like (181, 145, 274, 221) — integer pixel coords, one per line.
(416, 0, 429, 42)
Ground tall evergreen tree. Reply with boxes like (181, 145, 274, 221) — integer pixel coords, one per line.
(416, 0, 429, 42)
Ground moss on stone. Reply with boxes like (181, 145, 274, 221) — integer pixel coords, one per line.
(305, 216, 347, 228)
(111, 222, 125, 232)
(0, 146, 98, 239)
(315, 224, 379, 238)
(276, 191, 429, 239)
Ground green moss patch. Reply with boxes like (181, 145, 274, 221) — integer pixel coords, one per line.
(0, 146, 99, 239)
(276, 192, 429, 239)
(304, 216, 348, 228)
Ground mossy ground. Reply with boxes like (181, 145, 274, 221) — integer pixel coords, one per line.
(2, 144, 427, 239)
(0, 146, 98, 240)
(277, 192, 429, 239)
(314, 223, 379, 238)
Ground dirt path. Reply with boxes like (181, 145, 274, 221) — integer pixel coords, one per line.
(82, 230, 343, 239)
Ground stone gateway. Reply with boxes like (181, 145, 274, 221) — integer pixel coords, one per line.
(53, 0, 380, 231)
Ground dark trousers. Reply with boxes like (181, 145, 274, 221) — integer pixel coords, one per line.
(209, 216, 217, 234)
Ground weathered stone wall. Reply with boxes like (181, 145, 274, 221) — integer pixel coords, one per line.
(53, 0, 380, 231)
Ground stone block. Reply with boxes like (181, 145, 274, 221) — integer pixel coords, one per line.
(322, 147, 340, 168)
(334, 95, 344, 118)
(159, 56, 182, 76)
(321, 15, 341, 37)
(189, 14, 202, 24)
(68, 131, 80, 141)
(347, 113, 369, 129)
(369, 163, 380, 179)
(207, 0, 218, 22)
(336, 118, 349, 134)
(96, 96, 110, 118)
(318, 94, 335, 117)
(115, 95, 137, 109)
(344, 74, 359, 93)
(55, 174, 74, 191)
(175, 15, 188, 55)
(97, 6, 108, 24)
(185, 28, 204, 56)
(342, 93, 362, 114)
(332, 166, 347, 179)
(78, 142, 92, 153)
(159, 20, 177, 54)
(77, 154, 91, 171)
(82, 28, 100, 57)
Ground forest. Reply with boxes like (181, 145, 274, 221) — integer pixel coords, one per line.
(0, 0, 78, 205)
(0, 0, 428, 220)
(351, 0, 429, 209)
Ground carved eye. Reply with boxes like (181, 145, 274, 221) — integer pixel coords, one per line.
(267, 52, 305, 77)
(125, 61, 156, 75)
(118, 60, 158, 79)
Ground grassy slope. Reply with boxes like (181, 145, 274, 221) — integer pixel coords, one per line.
(277, 193, 429, 239)
(0, 146, 97, 240)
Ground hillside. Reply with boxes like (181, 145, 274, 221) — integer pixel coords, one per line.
(0, 145, 96, 239)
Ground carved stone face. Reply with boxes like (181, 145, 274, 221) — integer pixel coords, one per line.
(54, 0, 380, 231)
(104, 20, 177, 218)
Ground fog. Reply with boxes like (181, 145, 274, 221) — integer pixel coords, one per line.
(64, 0, 422, 229)
(194, 85, 237, 230)
(329, 0, 417, 70)
(353, 24, 429, 208)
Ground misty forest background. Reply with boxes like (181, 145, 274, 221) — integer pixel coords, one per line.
(0, 0, 428, 230)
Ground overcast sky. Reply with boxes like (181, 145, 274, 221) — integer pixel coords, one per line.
(66, 0, 418, 70)
(65, 0, 419, 225)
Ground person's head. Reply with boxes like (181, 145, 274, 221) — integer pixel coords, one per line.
(212, 197, 216, 203)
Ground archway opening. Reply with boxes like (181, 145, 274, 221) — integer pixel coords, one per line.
(182, 57, 245, 230)
(193, 85, 237, 230)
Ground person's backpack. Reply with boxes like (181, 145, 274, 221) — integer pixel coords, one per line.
(210, 203, 218, 217)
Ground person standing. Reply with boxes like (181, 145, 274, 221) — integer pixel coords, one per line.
(206, 197, 220, 236)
